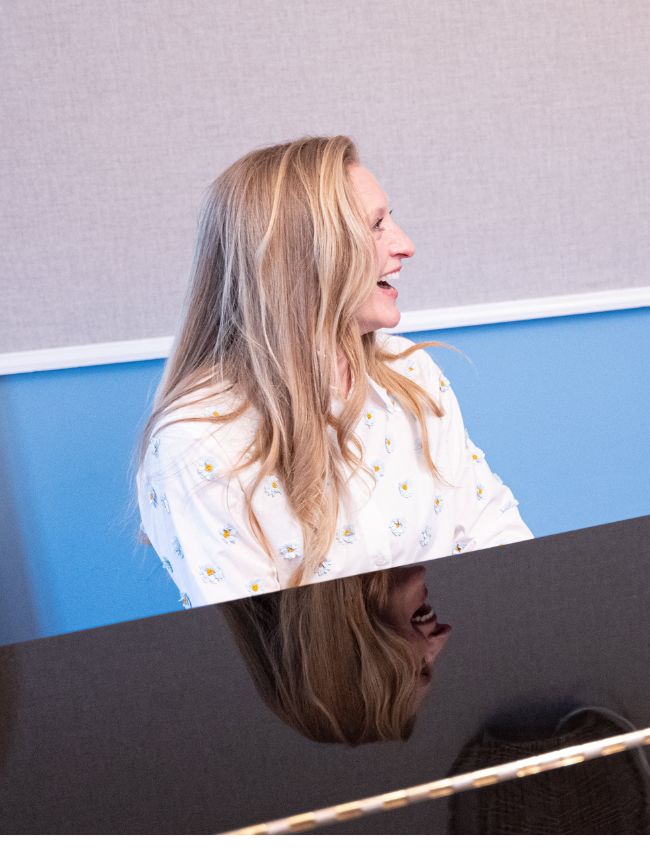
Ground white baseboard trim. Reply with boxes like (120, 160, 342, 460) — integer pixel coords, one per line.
(2, 287, 648, 376)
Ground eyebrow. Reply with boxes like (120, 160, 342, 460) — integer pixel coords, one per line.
(369, 204, 390, 222)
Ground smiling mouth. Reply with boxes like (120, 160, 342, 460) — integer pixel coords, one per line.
(411, 603, 435, 624)
(377, 270, 400, 291)
(411, 603, 451, 636)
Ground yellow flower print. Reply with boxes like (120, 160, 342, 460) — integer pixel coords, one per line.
(371, 460, 385, 478)
(439, 375, 451, 392)
(220, 525, 238, 544)
(264, 475, 284, 497)
(385, 435, 395, 454)
(279, 543, 302, 559)
(200, 565, 224, 583)
(203, 405, 221, 419)
(364, 410, 376, 427)
(248, 579, 262, 594)
(389, 518, 406, 536)
(476, 483, 486, 500)
(148, 487, 158, 508)
(405, 359, 417, 375)
(398, 479, 414, 498)
(179, 592, 192, 609)
(433, 495, 444, 514)
(337, 525, 356, 544)
(197, 458, 219, 480)
(469, 446, 485, 464)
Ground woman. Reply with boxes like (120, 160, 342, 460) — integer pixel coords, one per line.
(135, 135, 532, 608)
(221, 565, 451, 745)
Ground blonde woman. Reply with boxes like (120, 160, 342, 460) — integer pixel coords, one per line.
(135, 135, 533, 609)
(221, 565, 450, 745)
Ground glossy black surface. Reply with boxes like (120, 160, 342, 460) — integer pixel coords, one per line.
(0, 517, 648, 833)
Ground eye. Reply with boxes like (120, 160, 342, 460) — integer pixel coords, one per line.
(372, 209, 393, 232)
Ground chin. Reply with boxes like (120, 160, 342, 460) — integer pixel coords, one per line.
(357, 307, 401, 335)
(379, 309, 401, 330)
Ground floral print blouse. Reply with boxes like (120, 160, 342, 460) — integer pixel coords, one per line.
(137, 333, 533, 609)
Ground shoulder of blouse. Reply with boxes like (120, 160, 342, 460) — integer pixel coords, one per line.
(145, 338, 448, 459)
(146, 383, 258, 472)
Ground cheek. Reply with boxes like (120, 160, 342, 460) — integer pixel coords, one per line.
(381, 603, 412, 634)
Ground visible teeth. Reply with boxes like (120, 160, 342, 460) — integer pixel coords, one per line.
(386, 271, 400, 281)
(411, 608, 436, 624)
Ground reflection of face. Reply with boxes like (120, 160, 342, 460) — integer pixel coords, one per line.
(348, 164, 416, 335)
(384, 565, 451, 708)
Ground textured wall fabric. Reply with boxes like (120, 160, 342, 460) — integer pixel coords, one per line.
(1, 1, 649, 352)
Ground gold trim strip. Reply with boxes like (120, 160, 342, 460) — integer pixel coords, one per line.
(427, 785, 454, 799)
(555, 754, 586, 768)
(286, 813, 317, 832)
(224, 726, 650, 835)
(472, 774, 499, 788)
(516, 763, 544, 778)
(600, 742, 627, 756)
(335, 804, 364, 821)
(382, 791, 408, 809)
(236, 824, 269, 836)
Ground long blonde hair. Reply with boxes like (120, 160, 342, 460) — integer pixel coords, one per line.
(135, 135, 445, 584)
(221, 569, 422, 745)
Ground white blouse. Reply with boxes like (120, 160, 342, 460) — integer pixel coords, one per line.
(137, 333, 533, 609)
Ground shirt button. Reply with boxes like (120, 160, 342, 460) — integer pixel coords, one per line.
(374, 554, 388, 567)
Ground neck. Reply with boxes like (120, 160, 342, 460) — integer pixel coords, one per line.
(335, 352, 352, 398)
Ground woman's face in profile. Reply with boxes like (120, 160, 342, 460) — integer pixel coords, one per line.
(348, 164, 416, 335)
(384, 565, 451, 700)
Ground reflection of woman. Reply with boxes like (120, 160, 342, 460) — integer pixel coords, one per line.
(135, 135, 532, 609)
(221, 566, 450, 745)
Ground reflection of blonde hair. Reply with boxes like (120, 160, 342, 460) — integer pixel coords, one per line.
(221, 570, 422, 745)
(135, 136, 444, 584)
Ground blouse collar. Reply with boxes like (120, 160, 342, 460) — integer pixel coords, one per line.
(331, 374, 394, 413)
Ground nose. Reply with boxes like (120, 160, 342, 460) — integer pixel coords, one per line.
(389, 222, 415, 260)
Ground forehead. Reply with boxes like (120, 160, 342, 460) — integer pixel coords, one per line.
(348, 164, 388, 213)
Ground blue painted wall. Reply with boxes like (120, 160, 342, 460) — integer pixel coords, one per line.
(1, 307, 648, 646)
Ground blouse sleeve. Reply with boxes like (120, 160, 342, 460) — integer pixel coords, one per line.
(139, 424, 281, 608)
(416, 348, 534, 555)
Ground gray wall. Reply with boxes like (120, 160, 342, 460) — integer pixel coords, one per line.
(2, 0, 649, 353)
